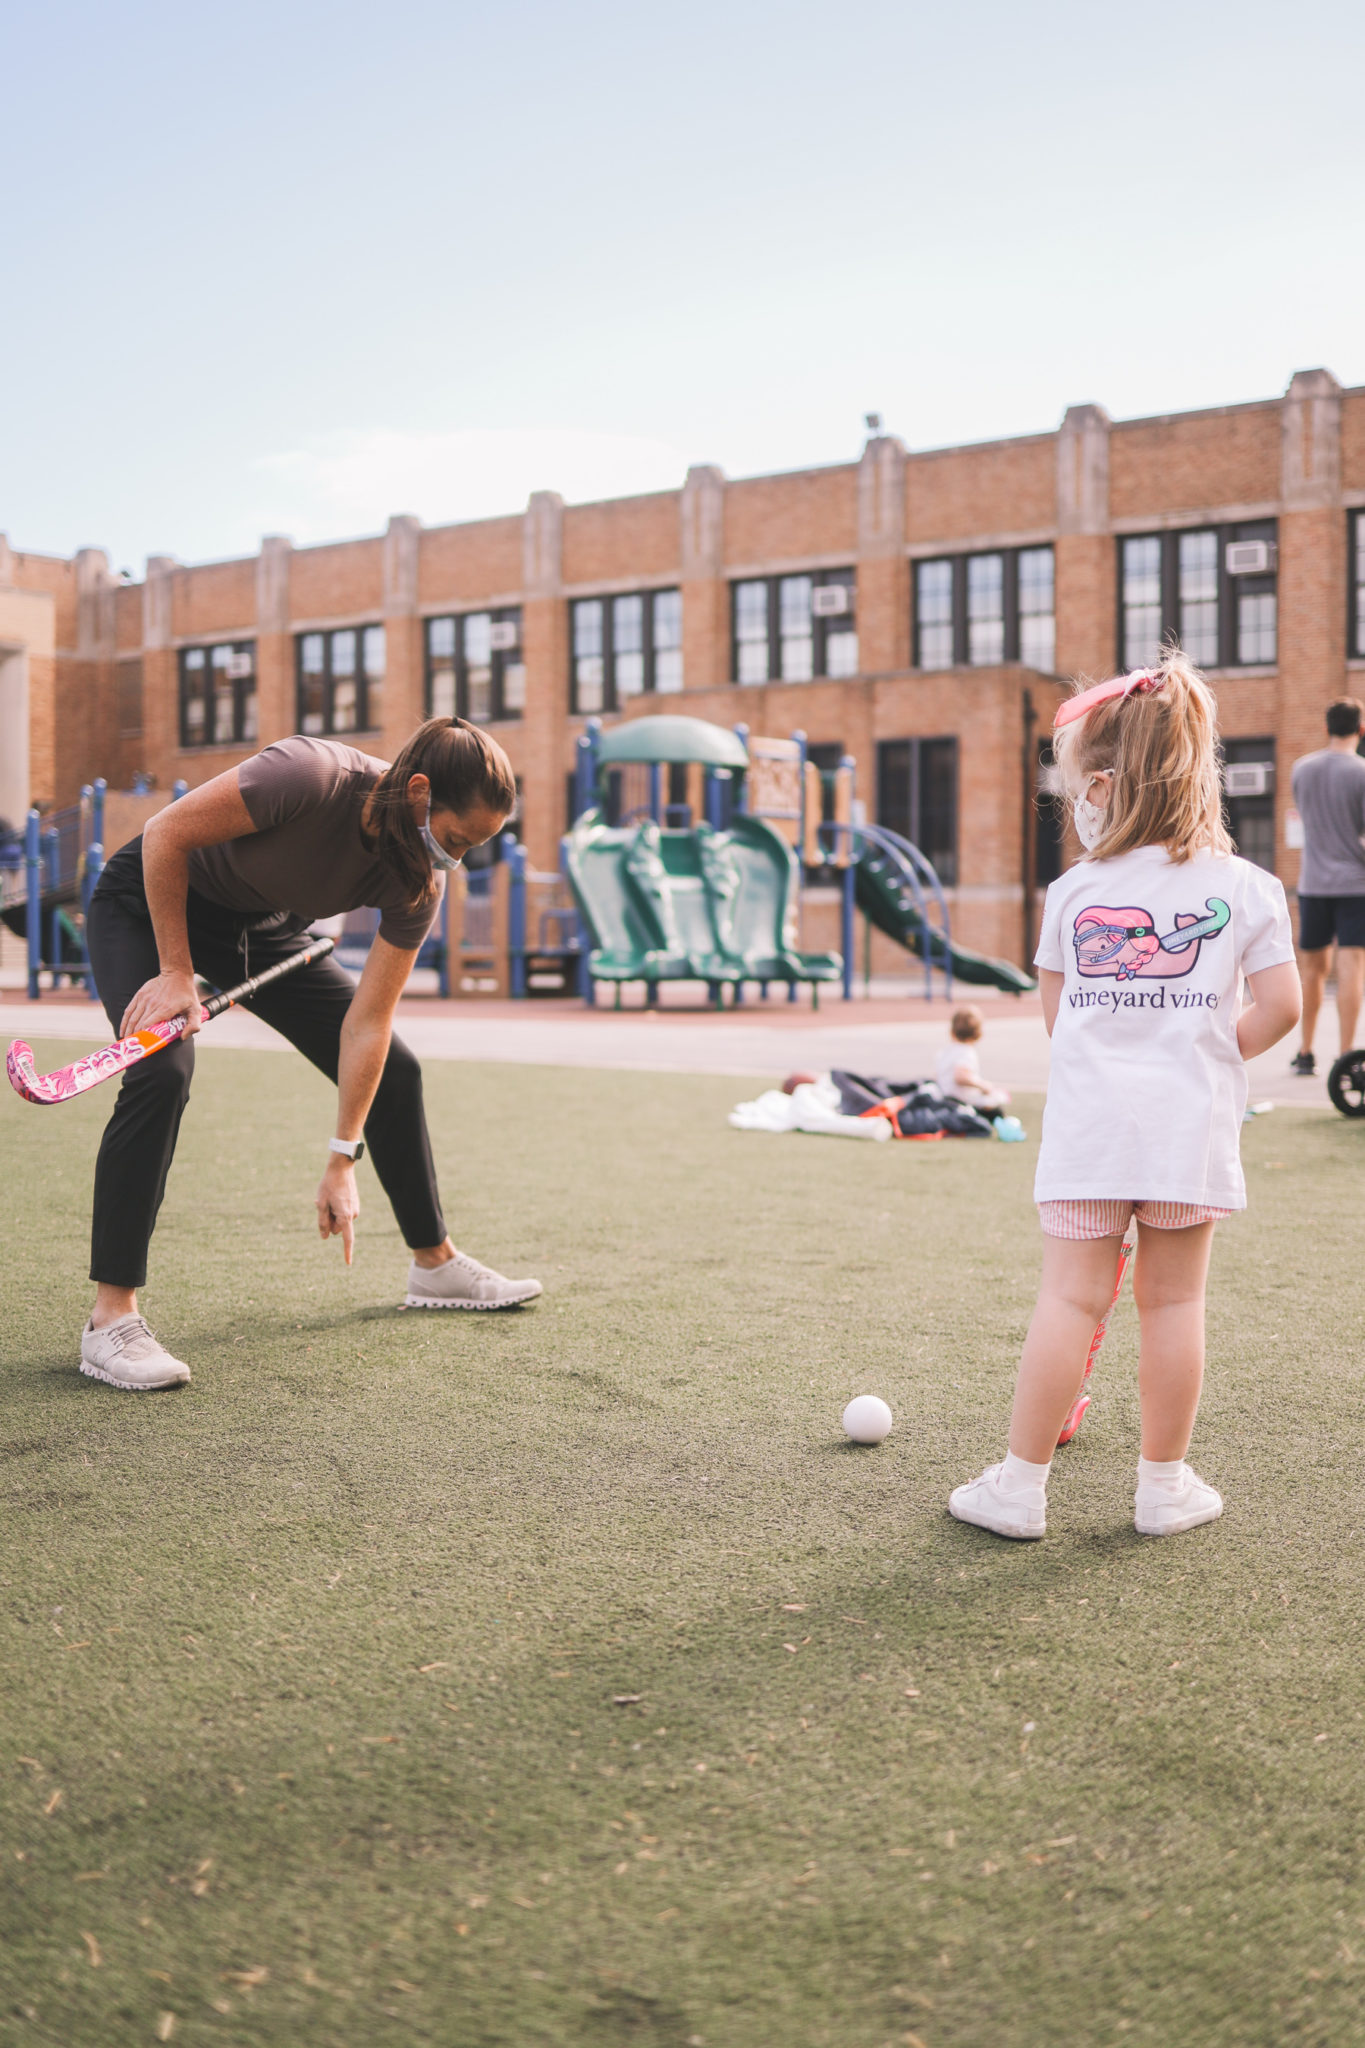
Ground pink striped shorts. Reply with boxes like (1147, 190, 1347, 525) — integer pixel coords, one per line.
(1038, 1198, 1232, 1241)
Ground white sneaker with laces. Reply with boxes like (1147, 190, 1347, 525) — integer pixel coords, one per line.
(80, 1315, 191, 1391)
(948, 1463, 1046, 1540)
(404, 1249, 542, 1311)
(1134, 1464, 1223, 1537)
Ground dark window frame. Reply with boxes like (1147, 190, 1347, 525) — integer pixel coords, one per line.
(570, 587, 684, 715)
(729, 568, 857, 685)
(912, 547, 1055, 672)
(1116, 520, 1278, 672)
(1221, 735, 1277, 874)
(425, 608, 525, 725)
(1350, 510, 1365, 662)
(179, 640, 258, 750)
(295, 625, 384, 738)
(1035, 739, 1064, 887)
(874, 735, 959, 887)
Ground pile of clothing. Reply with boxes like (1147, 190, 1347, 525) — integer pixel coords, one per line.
(729, 1070, 1020, 1143)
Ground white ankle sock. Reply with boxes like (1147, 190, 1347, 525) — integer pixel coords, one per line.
(1137, 1456, 1185, 1484)
(1001, 1451, 1051, 1495)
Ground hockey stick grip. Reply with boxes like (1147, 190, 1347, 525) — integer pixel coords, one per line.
(200, 935, 335, 1018)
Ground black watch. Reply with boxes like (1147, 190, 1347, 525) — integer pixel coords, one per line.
(329, 1138, 366, 1164)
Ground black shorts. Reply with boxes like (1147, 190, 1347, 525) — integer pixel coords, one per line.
(1297, 895, 1365, 951)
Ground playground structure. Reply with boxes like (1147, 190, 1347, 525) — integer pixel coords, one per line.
(7, 719, 1036, 1007)
(562, 714, 1036, 1007)
(1, 779, 188, 1001)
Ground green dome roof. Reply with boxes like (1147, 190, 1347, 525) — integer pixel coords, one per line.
(594, 716, 748, 769)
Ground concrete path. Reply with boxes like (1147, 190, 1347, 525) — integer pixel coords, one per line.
(0, 994, 1336, 1111)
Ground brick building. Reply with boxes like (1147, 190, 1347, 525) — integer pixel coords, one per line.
(4, 366, 1364, 970)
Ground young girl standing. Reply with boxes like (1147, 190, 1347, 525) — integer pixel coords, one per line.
(950, 652, 1301, 1540)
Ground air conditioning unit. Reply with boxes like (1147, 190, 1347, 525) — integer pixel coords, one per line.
(224, 651, 254, 680)
(1226, 540, 1276, 577)
(488, 620, 519, 652)
(1224, 761, 1274, 797)
(812, 584, 851, 617)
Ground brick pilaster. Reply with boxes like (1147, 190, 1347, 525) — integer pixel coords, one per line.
(520, 491, 565, 868)
(254, 536, 293, 745)
(381, 514, 422, 759)
(1054, 404, 1113, 680)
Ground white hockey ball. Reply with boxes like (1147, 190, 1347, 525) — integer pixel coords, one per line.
(842, 1395, 893, 1444)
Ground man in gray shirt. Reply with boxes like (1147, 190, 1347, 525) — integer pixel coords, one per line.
(1290, 698, 1365, 1074)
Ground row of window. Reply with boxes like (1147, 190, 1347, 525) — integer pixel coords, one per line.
(1120, 523, 1278, 671)
(873, 730, 1275, 888)
(914, 548, 1055, 673)
(573, 589, 682, 713)
(175, 514, 1365, 747)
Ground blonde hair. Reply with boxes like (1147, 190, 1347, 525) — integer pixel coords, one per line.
(951, 1006, 983, 1043)
(1054, 648, 1231, 865)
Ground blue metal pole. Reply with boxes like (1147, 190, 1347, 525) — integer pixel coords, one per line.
(841, 862, 855, 1003)
(840, 752, 857, 1003)
(43, 826, 61, 988)
(733, 725, 750, 813)
(172, 778, 188, 801)
(791, 727, 808, 849)
(82, 838, 104, 998)
(648, 763, 662, 826)
(506, 835, 527, 998)
(93, 777, 106, 852)
(25, 809, 41, 1000)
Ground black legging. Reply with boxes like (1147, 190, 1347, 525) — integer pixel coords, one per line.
(86, 838, 446, 1287)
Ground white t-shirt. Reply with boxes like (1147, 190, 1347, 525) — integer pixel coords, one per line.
(1033, 845, 1294, 1208)
(936, 1042, 982, 1099)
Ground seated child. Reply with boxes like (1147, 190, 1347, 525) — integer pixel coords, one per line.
(935, 1006, 1010, 1112)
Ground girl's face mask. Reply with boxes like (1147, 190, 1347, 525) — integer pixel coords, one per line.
(1072, 773, 1112, 852)
(421, 801, 463, 872)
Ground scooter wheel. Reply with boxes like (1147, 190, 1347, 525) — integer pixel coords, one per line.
(1327, 1049, 1365, 1118)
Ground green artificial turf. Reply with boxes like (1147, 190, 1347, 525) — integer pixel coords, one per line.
(2, 1043, 1364, 2048)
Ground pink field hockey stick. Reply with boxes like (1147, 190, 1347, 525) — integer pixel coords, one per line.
(1056, 1234, 1134, 1447)
(6, 937, 335, 1107)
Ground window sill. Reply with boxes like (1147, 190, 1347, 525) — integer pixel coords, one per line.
(294, 727, 385, 744)
(177, 739, 258, 755)
(732, 684, 859, 700)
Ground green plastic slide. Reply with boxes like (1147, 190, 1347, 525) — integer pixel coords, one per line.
(565, 810, 841, 996)
(855, 845, 1037, 994)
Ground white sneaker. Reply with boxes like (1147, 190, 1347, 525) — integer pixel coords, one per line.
(80, 1315, 191, 1391)
(403, 1249, 542, 1311)
(948, 1463, 1046, 1540)
(1134, 1464, 1223, 1537)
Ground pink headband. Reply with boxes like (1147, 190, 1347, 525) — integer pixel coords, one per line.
(1053, 668, 1164, 731)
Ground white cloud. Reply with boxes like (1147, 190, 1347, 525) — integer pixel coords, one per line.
(248, 426, 694, 545)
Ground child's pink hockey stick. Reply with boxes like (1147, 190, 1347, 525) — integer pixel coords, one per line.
(6, 937, 335, 1106)
(1056, 1235, 1134, 1446)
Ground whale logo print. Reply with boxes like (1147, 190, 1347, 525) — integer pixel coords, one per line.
(1073, 899, 1230, 981)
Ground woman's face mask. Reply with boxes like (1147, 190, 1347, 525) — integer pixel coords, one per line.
(421, 801, 463, 872)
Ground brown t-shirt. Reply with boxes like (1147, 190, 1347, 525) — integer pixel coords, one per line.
(187, 736, 443, 951)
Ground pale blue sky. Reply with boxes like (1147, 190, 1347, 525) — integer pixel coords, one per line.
(4, 0, 1363, 571)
